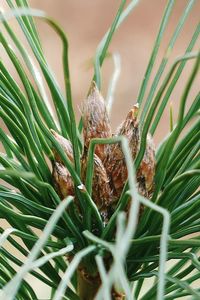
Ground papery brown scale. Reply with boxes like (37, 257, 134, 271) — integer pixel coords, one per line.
(52, 162, 74, 199)
(105, 143, 128, 199)
(104, 105, 140, 198)
(136, 133, 155, 199)
(51, 129, 73, 163)
(104, 103, 155, 215)
(81, 151, 113, 223)
(82, 81, 112, 161)
(51, 130, 75, 198)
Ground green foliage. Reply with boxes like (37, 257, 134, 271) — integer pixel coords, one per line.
(0, 0, 199, 299)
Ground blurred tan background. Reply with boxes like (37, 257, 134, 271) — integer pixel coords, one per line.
(1, 0, 200, 145)
(0, 0, 200, 299)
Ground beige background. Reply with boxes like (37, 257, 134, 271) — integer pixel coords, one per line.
(0, 0, 200, 299)
(1, 0, 200, 144)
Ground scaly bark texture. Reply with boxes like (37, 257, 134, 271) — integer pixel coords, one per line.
(51, 82, 155, 299)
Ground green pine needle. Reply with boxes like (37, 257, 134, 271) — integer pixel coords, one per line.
(0, 0, 199, 299)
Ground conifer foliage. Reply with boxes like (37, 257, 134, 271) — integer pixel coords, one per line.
(0, 0, 199, 299)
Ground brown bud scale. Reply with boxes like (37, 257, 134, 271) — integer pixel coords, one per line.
(51, 85, 155, 224)
(104, 105, 140, 199)
(82, 81, 112, 161)
(52, 162, 74, 199)
(51, 130, 73, 163)
(81, 151, 113, 223)
(51, 131, 74, 199)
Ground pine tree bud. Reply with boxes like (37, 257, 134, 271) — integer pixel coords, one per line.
(82, 81, 112, 161)
(52, 162, 74, 199)
(51, 130, 74, 198)
(104, 105, 140, 198)
(51, 129, 73, 163)
(136, 133, 155, 198)
(81, 151, 113, 223)
(104, 104, 155, 201)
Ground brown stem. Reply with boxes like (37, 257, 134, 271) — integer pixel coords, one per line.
(77, 268, 125, 300)
(77, 268, 100, 300)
